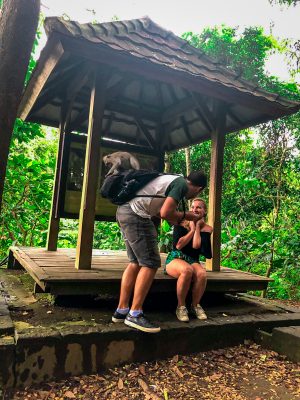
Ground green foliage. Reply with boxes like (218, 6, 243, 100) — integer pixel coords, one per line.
(183, 26, 277, 84)
(56, 220, 125, 250)
(177, 27, 300, 299)
(0, 128, 57, 258)
(269, 0, 300, 5)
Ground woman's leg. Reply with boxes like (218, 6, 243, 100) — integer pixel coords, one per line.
(166, 259, 193, 307)
(191, 263, 207, 306)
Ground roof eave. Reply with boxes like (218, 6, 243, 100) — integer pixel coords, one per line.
(18, 33, 65, 120)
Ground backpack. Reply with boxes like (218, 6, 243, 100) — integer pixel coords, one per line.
(100, 169, 165, 205)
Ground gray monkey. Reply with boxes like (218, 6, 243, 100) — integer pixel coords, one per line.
(103, 151, 140, 176)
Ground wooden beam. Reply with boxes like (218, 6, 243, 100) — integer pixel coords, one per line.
(194, 108, 213, 132)
(135, 117, 156, 149)
(64, 64, 93, 133)
(46, 104, 67, 251)
(107, 100, 160, 122)
(75, 69, 107, 270)
(30, 61, 84, 114)
(69, 87, 161, 133)
(206, 102, 227, 272)
(69, 75, 137, 131)
(156, 123, 166, 172)
(180, 116, 193, 143)
(133, 81, 143, 145)
(161, 95, 194, 123)
(155, 81, 164, 109)
(227, 109, 243, 126)
(18, 34, 65, 120)
(192, 93, 216, 131)
(102, 112, 114, 136)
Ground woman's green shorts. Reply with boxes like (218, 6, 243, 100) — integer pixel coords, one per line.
(165, 250, 198, 269)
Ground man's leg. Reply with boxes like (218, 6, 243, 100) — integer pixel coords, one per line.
(116, 206, 161, 332)
(125, 265, 160, 333)
(118, 262, 140, 309)
(113, 204, 140, 322)
(130, 266, 157, 311)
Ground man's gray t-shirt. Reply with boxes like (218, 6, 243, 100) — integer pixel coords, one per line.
(129, 175, 187, 219)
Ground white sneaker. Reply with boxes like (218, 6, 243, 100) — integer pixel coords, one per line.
(176, 306, 189, 322)
(191, 304, 207, 320)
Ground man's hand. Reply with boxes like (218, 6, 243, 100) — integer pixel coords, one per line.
(189, 210, 204, 222)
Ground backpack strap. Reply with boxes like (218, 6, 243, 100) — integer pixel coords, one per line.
(133, 194, 166, 199)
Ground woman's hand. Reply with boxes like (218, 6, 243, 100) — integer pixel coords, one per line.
(189, 221, 196, 231)
(196, 218, 205, 229)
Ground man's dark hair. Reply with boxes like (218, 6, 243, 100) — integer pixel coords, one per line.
(186, 171, 207, 188)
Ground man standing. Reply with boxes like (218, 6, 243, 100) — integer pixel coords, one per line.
(112, 171, 207, 333)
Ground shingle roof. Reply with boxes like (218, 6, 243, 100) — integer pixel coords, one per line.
(18, 16, 300, 152)
(44, 16, 299, 112)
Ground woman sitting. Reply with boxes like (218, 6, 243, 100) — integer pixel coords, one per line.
(165, 198, 213, 322)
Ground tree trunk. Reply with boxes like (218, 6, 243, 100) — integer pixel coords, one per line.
(164, 152, 171, 173)
(185, 147, 191, 177)
(262, 148, 287, 298)
(0, 0, 40, 213)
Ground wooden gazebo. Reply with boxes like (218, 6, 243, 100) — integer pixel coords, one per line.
(11, 17, 300, 295)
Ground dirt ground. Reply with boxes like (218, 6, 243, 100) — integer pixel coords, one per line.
(5, 341, 300, 400)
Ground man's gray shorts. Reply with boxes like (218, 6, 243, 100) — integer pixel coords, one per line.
(116, 204, 161, 269)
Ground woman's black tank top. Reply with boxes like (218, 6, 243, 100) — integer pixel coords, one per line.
(173, 225, 212, 259)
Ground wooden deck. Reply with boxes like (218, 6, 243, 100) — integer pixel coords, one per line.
(9, 246, 272, 295)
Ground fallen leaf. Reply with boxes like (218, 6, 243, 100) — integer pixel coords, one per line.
(210, 373, 222, 381)
(138, 378, 149, 393)
(64, 391, 76, 399)
(128, 370, 139, 378)
(139, 365, 146, 375)
(46, 310, 53, 314)
(118, 378, 124, 390)
(163, 388, 169, 400)
(172, 355, 179, 363)
(138, 379, 162, 400)
(173, 366, 183, 378)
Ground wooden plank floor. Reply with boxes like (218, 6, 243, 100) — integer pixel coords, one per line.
(9, 246, 272, 295)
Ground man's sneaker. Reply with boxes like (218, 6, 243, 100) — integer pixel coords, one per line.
(191, 304, 207, 320)
(176, 306, 189, 322)
(112, 310, 127, 323)
(124, 313, 161, 333)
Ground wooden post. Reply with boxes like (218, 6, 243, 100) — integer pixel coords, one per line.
(206, 102, 227, 271)
(75, 70, 107, 270)
(46, 105, 67, 251)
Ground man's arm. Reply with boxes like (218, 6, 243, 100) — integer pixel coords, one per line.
(160, 197, 202, 225)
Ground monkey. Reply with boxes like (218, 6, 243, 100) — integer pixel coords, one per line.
(103, 151, 140, 176)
